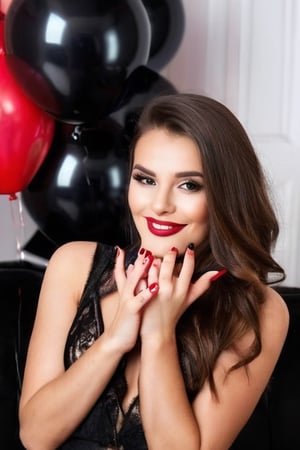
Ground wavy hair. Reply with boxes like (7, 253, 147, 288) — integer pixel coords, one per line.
(126, 93, 285, 399)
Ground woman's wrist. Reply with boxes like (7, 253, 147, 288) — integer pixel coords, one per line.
(99, 331, 129, 358)
(140, 330, 177, 352)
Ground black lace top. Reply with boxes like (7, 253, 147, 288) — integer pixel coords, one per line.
(59, 243, 147, 450)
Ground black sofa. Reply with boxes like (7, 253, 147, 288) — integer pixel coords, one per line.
(0, 261, 44, 449)
(0, 261, 299, 449)
(230, 286, 300, 450)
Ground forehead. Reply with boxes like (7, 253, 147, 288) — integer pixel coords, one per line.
(133, 128, 203, 171)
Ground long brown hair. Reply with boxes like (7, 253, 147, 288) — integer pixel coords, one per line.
(127, 93, 285, 398)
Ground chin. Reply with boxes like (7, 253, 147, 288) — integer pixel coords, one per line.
(142, 240, 187, 259)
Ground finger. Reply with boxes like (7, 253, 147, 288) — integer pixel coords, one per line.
(126, 250, 153, 287)
(158, 247, 178, 282)
(186, 270, 219, 306)
(147, 258, 161, 287)
(126, 264, 134, 276)
(178, 245, 195, 283)
(116, 248, 154, 297)
(114, 247, 126, 291)
(134, 278, 148, 295)
(136, 282, 159, 307)
(139, 249, 154, 279)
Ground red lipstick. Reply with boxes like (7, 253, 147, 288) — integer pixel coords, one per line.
(145, 217, 186, 237)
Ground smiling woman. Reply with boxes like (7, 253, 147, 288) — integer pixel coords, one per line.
(128, 128, 209, 255)
(18, 93, 289, 450)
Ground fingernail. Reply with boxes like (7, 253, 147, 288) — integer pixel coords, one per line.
(139, 247, 145, 255)
(186, 243, 195, 255)
(143, 254, 154, 265)
(210, 268, 227, 282)
(171, 247, 178, 253)
(149, 282, 159, 293)
(145, 250, 152, 258)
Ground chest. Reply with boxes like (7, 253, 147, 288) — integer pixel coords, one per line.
(101, 291, 141, 412)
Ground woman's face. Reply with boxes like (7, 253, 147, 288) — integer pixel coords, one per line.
(128, 128, 209, 257)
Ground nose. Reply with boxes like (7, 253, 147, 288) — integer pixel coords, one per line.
(151, 185, 175, 215)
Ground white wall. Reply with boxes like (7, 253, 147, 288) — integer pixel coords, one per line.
(0, 194, 37, 260)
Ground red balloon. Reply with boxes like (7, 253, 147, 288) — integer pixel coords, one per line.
(0, 16, 54, 196)
(0, 0, 12, 15)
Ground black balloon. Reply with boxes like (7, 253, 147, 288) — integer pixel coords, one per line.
(22, 120, 130, 246)
(4, 0, 151, 123)
(141, 0, 185, 71)
(111, 65, 177, 139)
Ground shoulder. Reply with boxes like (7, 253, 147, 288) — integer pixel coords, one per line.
(236, 285, 289, 358)
(47, 241, 98, 277)
(259, 286, 289, 353)
(49, 240, 98, 263)
(43, 241, 100, 303)
(217, 285, 289, 374)
(192, 286, 289, 449)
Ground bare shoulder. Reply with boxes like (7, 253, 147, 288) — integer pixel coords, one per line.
(49, 240, 98, 266)
(233, 286, 289, 360)
(260, 286, 290, 352)
(48, 240, 97, 271)
(43, 241, 99, 303)
(191, 286, 289, 449)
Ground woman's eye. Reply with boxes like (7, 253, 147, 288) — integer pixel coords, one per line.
(132, 173, 156, 185)
(180, 180, 202, 191)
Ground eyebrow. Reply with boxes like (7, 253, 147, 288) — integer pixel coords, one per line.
(132, 164, 204, 178)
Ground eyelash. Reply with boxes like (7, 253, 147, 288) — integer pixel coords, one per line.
(180, 180, 203, 192)
(132, 173, 155, 185)
(132, 172, 203, 192)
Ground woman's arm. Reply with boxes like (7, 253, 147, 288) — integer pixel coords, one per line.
(140, 333, 201, 449)
(139, 249, 289, 449)
(139, 247, 214, 449)
(19, 243, 157, 450)
(192, 287, 289, 450)
(19, 241, 125, 449)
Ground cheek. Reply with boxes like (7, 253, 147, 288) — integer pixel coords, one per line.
(185, 197, 209, 224)
(200, 206, 209, 224)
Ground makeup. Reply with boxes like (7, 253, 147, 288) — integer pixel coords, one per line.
(145, 216, 187, 237)
(210, 268, 227, 282)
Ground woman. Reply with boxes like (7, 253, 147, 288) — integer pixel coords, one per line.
(19, 94, 289, 450)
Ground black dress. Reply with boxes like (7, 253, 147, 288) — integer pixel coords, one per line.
(59, 243, 147, 450)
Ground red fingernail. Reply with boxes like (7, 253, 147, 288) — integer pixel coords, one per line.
(145, 250, 152, 258)
(139, 248, 145, 255)
(143, 254, 154, 265)
(171, 247, 178, 253)
(149, 282, 159, 293)
(210, 268, 227, 282)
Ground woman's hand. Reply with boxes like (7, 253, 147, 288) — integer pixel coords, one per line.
(107, 247, 159, 353)
(140, 246, 218, 341)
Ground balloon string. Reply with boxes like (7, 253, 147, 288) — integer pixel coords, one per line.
(9, 193, 25, 261)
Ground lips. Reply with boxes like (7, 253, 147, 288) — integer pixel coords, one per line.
(145, 217, 187, 237)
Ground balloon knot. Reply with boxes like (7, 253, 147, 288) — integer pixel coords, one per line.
(9, 193, 18, 201)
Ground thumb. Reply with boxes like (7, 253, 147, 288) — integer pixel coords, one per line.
(187, 269, 227, 306)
